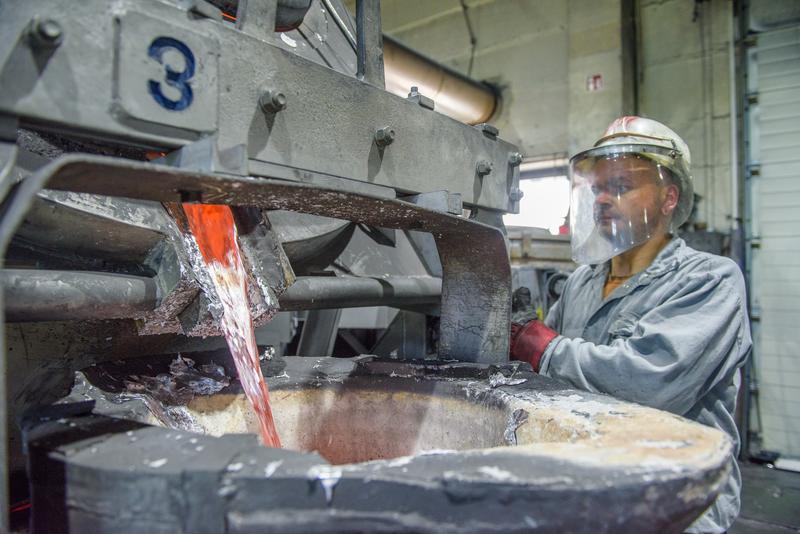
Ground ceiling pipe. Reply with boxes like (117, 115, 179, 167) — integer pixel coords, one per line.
(383, 35, 498, 125)
(321, 1, 498, 124)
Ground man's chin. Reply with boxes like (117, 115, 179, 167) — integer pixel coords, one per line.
(596, 219, 615, 236)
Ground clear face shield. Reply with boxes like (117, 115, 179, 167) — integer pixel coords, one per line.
(568, 145, 689, 265)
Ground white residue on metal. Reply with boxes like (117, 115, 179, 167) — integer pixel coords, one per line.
(147, 458, 168, 468)
(635, 458, 692, 472)
(264, 460, 283, 477)
(530, 392, 626, 419)
(417, 449, 456, 456)
(477, 466, 521, 482)
(488, 372, 527, 388)
(636, 439, 692, 449)
(227, 462, 244, 472)
(307, 465, 343, 505)
(218, 484, 237, 498)
(273, 371, 290, 380)
(280, 33, 297, 47)
(260, 346, 275, 362)
(388, 371, 413, 378)
(383, 455, 414, 468)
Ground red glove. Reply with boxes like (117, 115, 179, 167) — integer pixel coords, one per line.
(509, 320, 559, 372)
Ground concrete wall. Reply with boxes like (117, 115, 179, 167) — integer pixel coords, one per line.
(366, 0, 631, 158)
(638, 0, 735, 231)
(366, 0, 735, 230)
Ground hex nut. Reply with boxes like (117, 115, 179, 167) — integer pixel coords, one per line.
(509, 152, 523, 166)
(259, 89, 287, 113)
(29, 17, 63, 48)
(476, 160, 494, 176)
(374, 126, 395, 147)
(509, 187, 524, 201)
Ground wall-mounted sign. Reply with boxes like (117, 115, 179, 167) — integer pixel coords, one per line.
(586, 73, 604, 92)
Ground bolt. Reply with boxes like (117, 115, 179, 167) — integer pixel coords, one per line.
(259, 89, 287, 113)
(407, 86, 435, 110)
(509, 152, 523, 166)
(29, 17, 63, 48)
(374, 126, 395, 147)
(509, 187, 524, 201)
(474, 123, 499, 139)
(476, 160, 494, 176)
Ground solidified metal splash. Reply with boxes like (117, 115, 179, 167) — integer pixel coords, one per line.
(124, 355, 229, 405)
(503, 408, 529, 446)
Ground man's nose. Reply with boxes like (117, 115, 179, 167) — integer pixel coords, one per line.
(594, 189, 615, 206)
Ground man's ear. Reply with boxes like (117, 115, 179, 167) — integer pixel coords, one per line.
(662, 184, 679, 216)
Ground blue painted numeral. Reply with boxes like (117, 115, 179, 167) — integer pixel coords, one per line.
(147, 37, 195, 111)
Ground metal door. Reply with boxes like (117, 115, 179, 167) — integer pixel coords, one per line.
(746, 24, 800, 457)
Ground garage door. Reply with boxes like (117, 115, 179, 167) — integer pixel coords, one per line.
(747, 25, 800, 457)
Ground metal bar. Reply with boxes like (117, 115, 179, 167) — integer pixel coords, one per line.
(0, 270, 442, 321)
(322, 0, 356, 50)
(355, 0, 385, 88)
(296, 308, 341, 357)
(2, 155, 510, 363)
(1, 270, 159, 322)
(280, 275, 441, 310)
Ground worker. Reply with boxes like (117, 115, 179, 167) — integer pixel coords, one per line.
(510, 116, 751, 533)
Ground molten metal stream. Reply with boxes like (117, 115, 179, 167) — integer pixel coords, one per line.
(182, 204, 282, 447)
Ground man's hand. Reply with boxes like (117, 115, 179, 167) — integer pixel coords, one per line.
(509, 320, 559, 372)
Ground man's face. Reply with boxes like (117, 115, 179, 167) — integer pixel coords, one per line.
(589, 155, 675, 239)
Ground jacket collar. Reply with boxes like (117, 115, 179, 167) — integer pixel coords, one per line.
(589, 236, 685, 304)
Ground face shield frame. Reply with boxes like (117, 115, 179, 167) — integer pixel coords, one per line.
(567, 143, 692, 265)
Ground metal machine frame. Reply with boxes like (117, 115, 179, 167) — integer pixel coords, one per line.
(0, 0, 522, 524)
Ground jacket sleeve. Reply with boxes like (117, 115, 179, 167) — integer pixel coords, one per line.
(538, 267, 748, 415)
(543, 295, 562, 331)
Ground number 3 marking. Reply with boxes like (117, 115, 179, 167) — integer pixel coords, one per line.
(147, 37, 195, 111)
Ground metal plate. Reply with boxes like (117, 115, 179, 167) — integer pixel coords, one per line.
(114, 10, 219, 133)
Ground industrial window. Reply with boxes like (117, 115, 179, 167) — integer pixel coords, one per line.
(503, 175, 570, 234)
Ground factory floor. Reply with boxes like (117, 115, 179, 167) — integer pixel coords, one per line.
(731, 461, 800, 533)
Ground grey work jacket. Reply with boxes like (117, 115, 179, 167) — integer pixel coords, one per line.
(541, 237, 751, 533)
